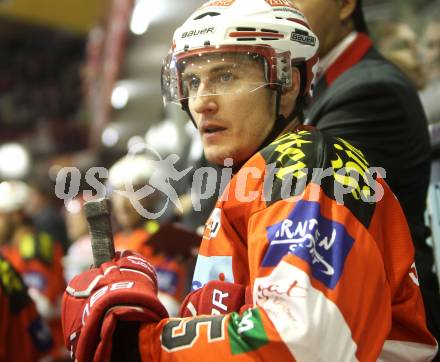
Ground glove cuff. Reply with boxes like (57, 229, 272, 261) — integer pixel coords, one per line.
(66, 280, 168, 361)
(179, 280, 246, 317)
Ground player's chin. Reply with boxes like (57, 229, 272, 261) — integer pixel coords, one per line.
(203, 146, 233, 166)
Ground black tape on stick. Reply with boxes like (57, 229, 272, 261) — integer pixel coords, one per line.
(84, 198, 115, 267)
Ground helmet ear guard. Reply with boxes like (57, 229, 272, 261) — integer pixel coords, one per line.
(273, 51, 294, 92)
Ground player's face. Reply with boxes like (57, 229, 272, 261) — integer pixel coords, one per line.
(186, 55, 276, 165)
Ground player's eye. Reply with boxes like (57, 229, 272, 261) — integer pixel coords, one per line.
(218, 72, 233, 83)
(184, 75, 201, 91)
(189, 76, 201, 90)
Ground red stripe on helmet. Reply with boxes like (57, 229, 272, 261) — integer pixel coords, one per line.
(229, 31, 284, 38)
(286, 18, 310, 30)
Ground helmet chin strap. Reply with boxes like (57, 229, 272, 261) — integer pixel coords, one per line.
(181, 99, 196, 127)
(257, 85, 298, 151)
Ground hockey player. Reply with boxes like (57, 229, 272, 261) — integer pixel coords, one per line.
(61, 1, 438, 361)
(0, 251, 53, 361)
(0, 180, 67, 359)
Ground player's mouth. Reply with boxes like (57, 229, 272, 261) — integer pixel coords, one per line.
(200, 122, 227, 139)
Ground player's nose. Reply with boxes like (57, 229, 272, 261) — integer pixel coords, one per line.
(191, 88, 219, 115)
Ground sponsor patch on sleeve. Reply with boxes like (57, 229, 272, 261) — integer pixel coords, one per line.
(262, 200, 354, 289)
(191, 255, 234, 291)
(228, 309, 269, 355)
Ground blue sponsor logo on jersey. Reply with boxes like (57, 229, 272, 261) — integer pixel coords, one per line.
(263, 200, 354, 289)
(191, 255, 234, 291)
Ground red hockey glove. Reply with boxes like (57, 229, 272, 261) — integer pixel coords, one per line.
(179, 280, 252, 317)
(61, 250, 168, 362)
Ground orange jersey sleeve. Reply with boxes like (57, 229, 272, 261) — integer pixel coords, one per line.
(136, 130, 437, 361)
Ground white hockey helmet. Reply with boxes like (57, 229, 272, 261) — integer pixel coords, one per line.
(161, 0, 319, 107)
(0, 181, 30, 213)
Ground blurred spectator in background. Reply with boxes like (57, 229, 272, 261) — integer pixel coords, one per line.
(373, 21, 427, 90)
(25, 170, 69, 253)
(0, 251, 53, 361)
(424, 16, 440, 81)
(62, 196, 93, 283)
(108, 155, 162, 253)
(420, 15, 440, 124)
(108, 155, 190, 316)
(0, 180, 67, 360)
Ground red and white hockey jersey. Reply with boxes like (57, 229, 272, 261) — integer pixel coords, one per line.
(138, 129, 437, 361)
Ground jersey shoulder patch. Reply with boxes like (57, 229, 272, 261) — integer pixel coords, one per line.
(259, 130, 317, 204)
(260, 130, 377, 228)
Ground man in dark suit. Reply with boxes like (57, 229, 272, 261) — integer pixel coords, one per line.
(292, 0, 440, 353)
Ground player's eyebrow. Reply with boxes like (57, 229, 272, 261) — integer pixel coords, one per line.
(182, 63, 238, 79)
(181, 72, 198, 83)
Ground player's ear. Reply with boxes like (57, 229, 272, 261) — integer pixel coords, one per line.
(280, 67, 300, 117)
(339, 0, 357, 22)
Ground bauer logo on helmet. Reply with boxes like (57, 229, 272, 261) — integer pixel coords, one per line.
(181, 27, 215, 39)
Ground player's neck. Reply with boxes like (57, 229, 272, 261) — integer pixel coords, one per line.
(278, 117, 301, 137)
